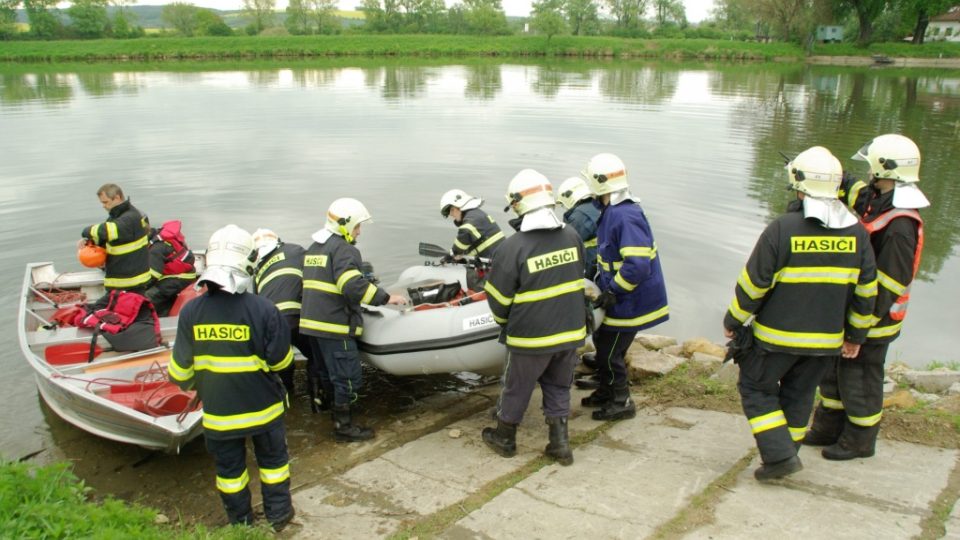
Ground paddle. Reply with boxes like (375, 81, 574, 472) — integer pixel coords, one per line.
(418, 242, 449, 258)
(45, 343, 103, 365)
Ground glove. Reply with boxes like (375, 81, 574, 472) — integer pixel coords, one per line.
(593, 290, 616, 310)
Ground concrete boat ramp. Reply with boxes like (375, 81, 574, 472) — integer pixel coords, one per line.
(284, 388, 960, 539)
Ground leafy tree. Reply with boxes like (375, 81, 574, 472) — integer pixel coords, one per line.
(243, 0, 275, 33)
(653, 0, 685, 26)
(285, 0, 311, 33)
(563, 0, 598, 35)
(0, 0, 18, 40)
(709, 0, 753, 30)
(895, 0, 953, 44)
(196, 8, 231, 35)
(310, 0, 339, 34)
(24, 0, 62, 39)
(67, 0, 109, 38)
(833, 0, 885, 44)
(463, 0, 508, 34)
(417, 0, 446, 33)
(446, 3, 467, 33)
(161, 2, 198, 35)
(360, 0, 400, 32)
(744, 0, 811, 42)
(605, 0, 649, 34)
(531, 0, 566, 40)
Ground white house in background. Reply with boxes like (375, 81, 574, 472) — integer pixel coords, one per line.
(815, 25, 843, 43)
(926, 6, 960, 42)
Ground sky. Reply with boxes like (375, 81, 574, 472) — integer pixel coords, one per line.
(147, 0, 716, 23)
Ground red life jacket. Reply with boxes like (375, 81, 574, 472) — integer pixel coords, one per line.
(157, 220, 194, 276)
(862, 208, 923, 322)
(75, 290, 160, 337)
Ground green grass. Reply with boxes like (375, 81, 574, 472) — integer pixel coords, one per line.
(810, 41, 960, 58)
(0, 35, 807, 63)
(0, 460, 272, 539)
(925, 360, 960, 371)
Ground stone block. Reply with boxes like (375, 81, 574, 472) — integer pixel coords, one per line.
(634, 333, 678, 351)
(626, 349, 685, 378)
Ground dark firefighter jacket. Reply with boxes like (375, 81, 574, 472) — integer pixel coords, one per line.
(563, 200, 600, 279)
(168, 289, 293, 440)
(300, 234, 390, 340)
(148, 240, 196, 283)
(841, 178, 923, 344)
(82, 199, 151, 290)
(723, 207, 878, 356)
(452, 208, 505, 259)
(255, 242, 306, 318)
(484, 225, 588, 354)
(594, 199, 669, 332)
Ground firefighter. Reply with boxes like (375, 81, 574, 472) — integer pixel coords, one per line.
(80, 183, 151, 292)
(579, 153, 669, 421)
(299, 198, 407, 443)
(557, 177, 600, 280)
(251, 228, 311, 402)
(168, 224, 296, 531)
(723, 146, 877, 481)
(805, 134, 929, 461)
(439, 189, 505, 290)
(145, 220, 197, 316)
(482, 169, 587, 466)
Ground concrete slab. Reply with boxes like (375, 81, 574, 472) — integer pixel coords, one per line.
(944, 498, 960, 540)
(452, 408, 757, 539)
(291, 482, 405, 539)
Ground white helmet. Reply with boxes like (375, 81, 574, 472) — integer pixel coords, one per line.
(852, 134, 921, 183)
(200, 224, 256, 294)
(325, 198, 372, 244)
(440, 189, 482, 218)
(505, 169, 555, 216)
(252, 228, 280, 263)
(556, 177, 592, 210)
(787, 146, 842, 199)
(582, 153, 628, 196)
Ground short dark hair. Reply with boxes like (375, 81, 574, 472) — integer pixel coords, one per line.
(97, 183, 124, 200)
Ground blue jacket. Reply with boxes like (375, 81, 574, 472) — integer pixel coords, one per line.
(563, 200, 600, 279)
(594, 199, 669, 332)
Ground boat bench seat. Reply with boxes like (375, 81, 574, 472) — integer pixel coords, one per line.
(27, 317, 179, 348)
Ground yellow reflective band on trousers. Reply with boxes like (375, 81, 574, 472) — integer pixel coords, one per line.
(216, 469, 249, 494)
(168, 354, 194, 382)
(614, 272, 637, 292)
(506, 326, 587, 349)
(513, 279, 584, 304)
(275, 301, 302, 312)
(788, 426, 807, 442)
(300, 318, 359, 336)
(748, 410, 787, 434)
(848, 411, 882, 427)
(337, 269, 362, 293)
(867, 321, 903, 339)
(259, 464, 290, 485)
(194, 354, 268, 373)
(877, 270, 908, 297)
(303, 279, 339, 295)
(483, 281, 513, 306)
(774, 266, 859, 285)
(603, 305, 669, 328)
(105, 234, 148, 256)
(203, 401, 285, 432)
(728, 297, 752, 323)
(104, 271, 152, 289)
(752, 321, 843, 350)
(737, 268, 770, 300)
(361, 283, 377, 305)
(474, 231, 504, 254)
(820, 396, 844, 410)
(258, 267, 302, 290)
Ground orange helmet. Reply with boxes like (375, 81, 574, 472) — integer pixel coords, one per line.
(78, 243, 107, 268)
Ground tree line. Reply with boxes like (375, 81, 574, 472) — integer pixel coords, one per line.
(0, 0, 954, 44)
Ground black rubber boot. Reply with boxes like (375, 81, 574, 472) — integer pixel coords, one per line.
(332, 404, 374, 443)
(822, 423, 879, 461)
(580, 352, 598, 371)
(574, 373, 601, 390)
(803, 405, 845, 446)
(545, 416, 573, 466)
(754, 455, 803, 482)
(482, 419, 517, 458)
(270, 507, 296, 532)
(581, 386, 612, 408)
(592, 384, 636, 421)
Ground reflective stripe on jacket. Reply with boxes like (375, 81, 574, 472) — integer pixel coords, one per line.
(168, 290, 293, 440)
(300, 235, 390, 339)
(452, 208, 504, 258)
(82, 199, 151, 290)
(255, 243, 306, 317)
(484, 226, 587, 354)
(724, 209, 877, 355)
(861, 208, 923, 343)
(594, 199, 669, 331)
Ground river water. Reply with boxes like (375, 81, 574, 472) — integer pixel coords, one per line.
(1, 58, 958, 482)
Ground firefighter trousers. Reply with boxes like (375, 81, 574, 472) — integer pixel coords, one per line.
(738, 349, 831, 465)
(593, 329, 637, 390)
(205, 423, 292, 526)
(817, 342, 888, 428)
(495, 349, 577, 424)
(308, 337, 362, 407)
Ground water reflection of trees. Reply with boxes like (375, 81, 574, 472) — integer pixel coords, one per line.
(598, 66, 679, 104)
(0, 73, 74, 106)
(529, 64, 591, 99)
(362, 66, 430, 101)
(719, 66, 960, 280)
(463, 64, 501, 100)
